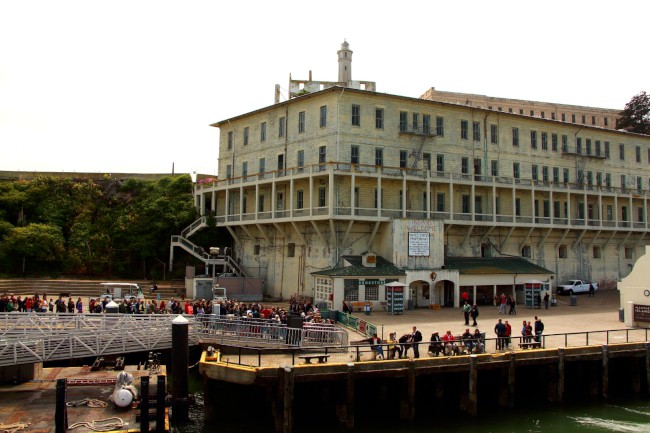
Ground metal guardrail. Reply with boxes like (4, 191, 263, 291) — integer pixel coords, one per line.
(0, 313, 348, 366)
(196, 315, 348, 348)
(336, 312, 377, 338)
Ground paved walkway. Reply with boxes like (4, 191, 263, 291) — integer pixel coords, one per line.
(363, 289, 624, 341)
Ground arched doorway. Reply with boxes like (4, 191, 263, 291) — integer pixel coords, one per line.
(433, 279, 456, 307)
(409, 280, 431, 308)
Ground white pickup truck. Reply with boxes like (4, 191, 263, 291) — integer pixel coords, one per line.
(557, 279, 598, 295)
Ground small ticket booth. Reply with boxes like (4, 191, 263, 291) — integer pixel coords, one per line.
(524, 280, 551, 309)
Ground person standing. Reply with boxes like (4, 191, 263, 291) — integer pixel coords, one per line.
(499, 293, 507, 315)
(494, 319, 506, 350)
(411, 326, 423, 358)
(543, 292, 549, 309)
(589, 283, 595, 297)
(470, 304, 479, 327)
(462, 301, 471, 325)
(504, 320, 512, 348)
(534, 316, 545, 346)
(508, 296, 517, 315)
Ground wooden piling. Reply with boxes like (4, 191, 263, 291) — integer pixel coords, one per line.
(172, 315, 189, 423)
(467, 355, 478, 416)
(507, 352, 516, 408)
(140, 376, 150, 433)
(400, 360, 416, 421)
(346, 363, 355, 430)
(557, 348, 565, 403)
(55, 378, 68, 433)
(645, 343, 650, 395)
(156, 375, 166, 432)
(280, 366, 294, 433)
(602, 345, 609, 400)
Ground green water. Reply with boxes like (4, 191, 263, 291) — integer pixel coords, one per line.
(177, 389, 650, 433)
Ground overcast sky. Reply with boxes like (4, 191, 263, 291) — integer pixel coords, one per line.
(1, 0, 647, 176)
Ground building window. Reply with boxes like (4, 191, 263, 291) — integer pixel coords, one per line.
(462, 195, 470, 213)
(226, 164, 232, 179)
(298, 111, 305, 133)
(227, 131, 233, 150)
(259, 158, 265, 174)
(605, 117, 609, 127)
(515, 198, 521, 216)
(542, 166, 549, 182)
(586, 139, 592, 155)
(541, 132, 548, 150)
(553, 167, 559, 183)
(576, 137, 582, 154)
(554, 201, 561, 218)
(625, 247, 634, 260)
(561, 113, 566, 122)
(619, 143, 625, 160)
(513, 162, 520, 179)
(253, 244, 260, 255)
(412, 113, 419, 131)
(279, 116, 286, 137)
(552, 133, 558, 151)
(638, 206, 644, 222)
(563, 168, 570, 183)
(530, 131, 537, 149)
(581, 114, 586, 124)
(436, 193, 445, 212)
(375, 108, 384, 129)
(595, 140, 601, 156)
(318, 146, 326, 166)
(604, 141, 610, 158)
(532, 164, 538, 181)
(521, 245, 531, 258)
(605, 173, 611, 189)
(596, 172, 602, 187)
(354, 187, 359, 208)
(512, 127, 519, 146)
(276, 192, 284, 210)
(365, 285, 379, 301)
(636, 146, 641, 163)
(519, 109, 524, 115)
(242, 161, 248, 178)
(561, 135, 568, 152)
(592, 116, 596, 125)
(258, 195, 264, 212)
(400, 150, 408, 168)
(351, 145, 359, 164)
(621, 175, 627, 191)
(287, 243, 295, 258)
(490, 124, 498, 144)
(318, 187, 326, 207)
(541, 111, 545, 118)
(320, 106, 327, 128)
(436, 154, 444, 172)
(243, 126, 249, 145)
(297, 190, 304, 209)
(297, 149, 304, 170)
(587, 171, 593, 186)
(530, 110, 535, 117)
(571, 114, 576, 123)
(352, 104, 360, 126)
(461, 157, 469, 174)
(260, 122, 266, 141)
(461, 120, 469, 140)
(559, 245, 567, 259)
(344, 279, 359, 302)
(491, 160, 498, 177)
(277, 154, 285, 171)
(375, 148, 383, 166)
(422, 153, 431, 170)
(423, 114, 431, 134)
(436, 116, 444, 136)
(473, 121, 481, 141)
(399, 111, 408, 132)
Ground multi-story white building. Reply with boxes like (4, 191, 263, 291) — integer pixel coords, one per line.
(181, 42, 650, 310)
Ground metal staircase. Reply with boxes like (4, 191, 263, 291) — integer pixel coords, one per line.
(169, 218, 247, 277)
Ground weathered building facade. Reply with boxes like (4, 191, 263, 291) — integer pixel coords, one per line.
(188, 43, 650, 308)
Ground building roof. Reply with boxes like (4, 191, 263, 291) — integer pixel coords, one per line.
(444, 257, 553, 275)
(311, 255, 406, 278)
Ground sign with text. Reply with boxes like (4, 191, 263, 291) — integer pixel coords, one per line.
(634, 304, 650, 323)
(408, 232, 430, 256)
(358, 280, 385, 286)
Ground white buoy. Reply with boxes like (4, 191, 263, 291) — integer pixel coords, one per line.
(113, 388, 133, 408)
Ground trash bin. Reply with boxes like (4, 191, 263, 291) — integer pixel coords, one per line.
(407, 300, 415, 310)
(570, 295, 577, 306)
(619, 308, 624, 322)
(551, 295, 557, 307)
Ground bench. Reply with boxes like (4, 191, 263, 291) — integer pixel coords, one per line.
(298, 354, 330, 364)
(519, 341, 542, 349)
(349, 301, 371, 312)
(351, 340, 384, 361)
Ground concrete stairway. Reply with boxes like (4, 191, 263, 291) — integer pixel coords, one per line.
(0, 279, 185, 300)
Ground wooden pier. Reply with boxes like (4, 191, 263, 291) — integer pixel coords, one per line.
(200, 342, 650, 433)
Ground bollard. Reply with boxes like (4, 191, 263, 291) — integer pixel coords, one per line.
(172, 315, 189, 423)
(55, 378, 68, 433)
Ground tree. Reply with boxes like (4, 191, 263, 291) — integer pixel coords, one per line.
(618, 91, 650, 135)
